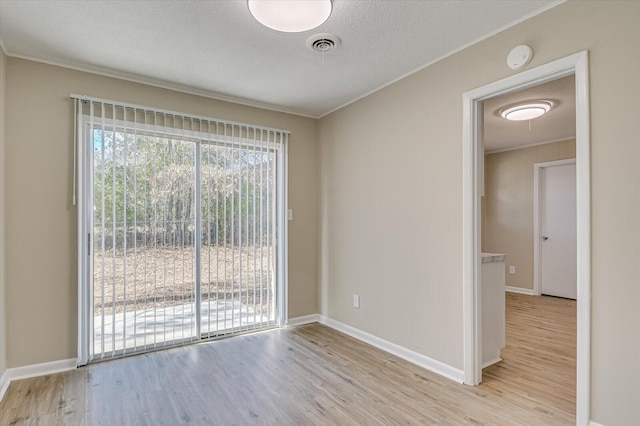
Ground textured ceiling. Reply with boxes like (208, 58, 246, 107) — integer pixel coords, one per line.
(0, 0, 560, 118)
(483, 75, 576, 152)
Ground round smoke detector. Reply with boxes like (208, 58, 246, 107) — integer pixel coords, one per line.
(306, 33, 341, 53)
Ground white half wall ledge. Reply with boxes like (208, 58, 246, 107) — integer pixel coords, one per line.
(286, 314, 321, 327)
(589, 422, 605, 426)
(319, 316, 464, 384)
(0, 358, 77, 402)
(505, 286, 537, 296)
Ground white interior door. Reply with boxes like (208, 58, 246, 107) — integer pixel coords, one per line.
(541, 163, 577, 299)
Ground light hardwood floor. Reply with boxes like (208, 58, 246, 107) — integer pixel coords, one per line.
(0, 293, 575, 425)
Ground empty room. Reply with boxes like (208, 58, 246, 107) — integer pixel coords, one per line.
(0, 1, 638, 425)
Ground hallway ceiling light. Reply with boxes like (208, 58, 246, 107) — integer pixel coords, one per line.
(500, 101, 552, 121)
(248, 0, 332, 33)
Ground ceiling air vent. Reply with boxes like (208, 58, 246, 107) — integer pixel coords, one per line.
(306, 33, 341, 53)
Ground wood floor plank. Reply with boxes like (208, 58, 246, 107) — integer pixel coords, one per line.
(0, 293, 575, 425)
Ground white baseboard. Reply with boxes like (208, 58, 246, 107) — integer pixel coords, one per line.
(319, 315, 464, 383)
(482, 357, 503, 369)
(589, 421, 605, 426)
(0, 358, 77, 402)
(505, 286, 537, 296)
(0, 369, 9, 402)
(8, 358, 77, 382)
(286, 314, 320, 327)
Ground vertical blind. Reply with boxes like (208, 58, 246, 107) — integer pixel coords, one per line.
(74, 95, 288, 363)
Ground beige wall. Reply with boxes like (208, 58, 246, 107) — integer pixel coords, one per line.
(483, 140, 576, 290)
(0, 48, 7, 381)
(5, 2, 640, 424)
(319, 1, 640, 424)
(4, 58, 318, 368)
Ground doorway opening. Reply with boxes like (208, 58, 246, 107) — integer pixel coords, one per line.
(480, 75, 577, 422)
(462, 51, 590, 425)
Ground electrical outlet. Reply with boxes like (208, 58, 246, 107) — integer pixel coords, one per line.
(353, 294, 360, 309)
(287, 209, 293, 221)
(509, 266, 516, 275)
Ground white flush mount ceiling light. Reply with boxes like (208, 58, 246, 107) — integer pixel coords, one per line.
(248, 0, 332, 33)
(500, 101, 552, 121)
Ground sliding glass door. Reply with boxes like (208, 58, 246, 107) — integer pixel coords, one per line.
(77, 100, 286, 363)
(92, 131, 199, 356)
(199, 143, 277, 338)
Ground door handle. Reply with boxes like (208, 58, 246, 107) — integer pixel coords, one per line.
(542, 236, 549, 241)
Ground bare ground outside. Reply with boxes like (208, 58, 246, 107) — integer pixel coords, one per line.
(93, 245, 275, 316)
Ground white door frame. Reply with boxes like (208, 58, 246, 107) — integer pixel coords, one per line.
(533, 158, 576, 296)
(462, 51, 590, 425)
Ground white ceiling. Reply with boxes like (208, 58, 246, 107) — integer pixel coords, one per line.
(483, 75, 576, 152)
(0, 0, 561, 118)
